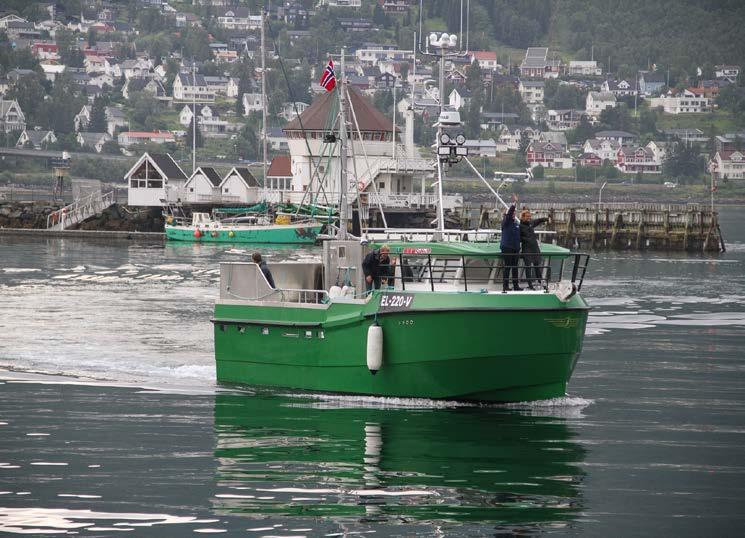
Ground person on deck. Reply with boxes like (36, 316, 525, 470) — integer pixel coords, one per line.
(362, 244, 396, 291)
(519, 209, 549, 290)
(500, 195, 521, 292)
(252, 252, 276, 289)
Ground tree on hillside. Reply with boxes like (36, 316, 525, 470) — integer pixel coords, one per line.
(6, 73, 46, 125)
(35, 74, 85, 133)
(599, 104, 633, 133)
(663, 142, 704, 182)
(89, 97, 107, 133)
(56, 29, 84, 68)
(639, 107, 657, 135)
(515, 131, 530, 166)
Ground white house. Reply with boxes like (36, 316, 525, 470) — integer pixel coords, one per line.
(183, 166, 222, 203)
(711, 150, 745, 180)
(125, 152, 189, 206)
(470, 51, 499, 71)
(646, 140, 672, 166)
(448, 87, 472, 110)
(173, 73, 215, 103)
(518, 80, 544, 105)
(16, 129, 56, 149)
(496, 126, 541, 152)
(0, 99, 26, 133)
(278, 101, 310, 122)
(648, 90, 710, 114)
(242, 92, 264, 116)
(463, 139, 497, 157)
(179, 104, 214, 127)
(220, 167, 260, 203)
(216, 7, 261, 31)
(546, 109, 587, 131)
(583, 138, 620, 163)
(118, 130, 175, 147)
(226, 77, 240, 98)
(601, 79, 638, 98)
(266, 155, 293, 192)
(586, 91, 617, 117)
(567, 60, 601, 76)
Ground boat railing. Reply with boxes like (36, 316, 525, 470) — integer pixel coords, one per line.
(382, 251, 590, 293)
(364, 228, 556, 243)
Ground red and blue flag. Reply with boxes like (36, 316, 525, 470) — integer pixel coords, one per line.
(319, 59, 336, 92)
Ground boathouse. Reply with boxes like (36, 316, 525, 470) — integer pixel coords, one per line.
(183, 166, 222, 203)
(125, 152, 188, 206)
(220, 167, 260, 204)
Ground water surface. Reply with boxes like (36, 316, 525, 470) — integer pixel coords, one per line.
(0, 208, 744, 535)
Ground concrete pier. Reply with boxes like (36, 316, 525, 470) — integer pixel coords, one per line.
(0, 228, 164, 242)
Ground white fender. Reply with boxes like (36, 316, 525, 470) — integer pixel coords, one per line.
(366, 324, 383, 375)
(329, 285, 342, 298)
(555, 281, 577, 302)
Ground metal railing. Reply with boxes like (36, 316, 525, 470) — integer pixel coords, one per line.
(376, 251, 590, 293)
(364, 227, 556, 243)
(46, 190, 115, 230)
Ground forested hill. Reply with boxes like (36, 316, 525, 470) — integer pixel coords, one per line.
(427, 0, 745, 79)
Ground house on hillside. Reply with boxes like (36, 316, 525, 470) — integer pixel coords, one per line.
(0, 100, 26, 133)
(714, 65, 740, 83)
(616, 145, 660, 174)
(648, 90, 709, 114)
(242, 93, 264, 116)
(596, 130, 637, 145)
(16, 129, 56, 149)
(125, 152, 188, 206)
(220, 167, 260, 203)
(539, 131, 568, 150)
(639, 71, 665, 96)
(546, 109, 587, 131)
(577, 152, 602, 167)
(518, 79, 544, 104)
(601, 79, 638, 98)
(646, 140, 673, 166)
(480, 112, 519, 131)
(583, 138, 621, 163)
(448, 87, 472, 110)
(76, 131, 111, 153)
(470, 51, 499, 71)
(585, 91, 617, 118)
(526, 141, 573, 168)
(179, 104, 215, 127)
(519, 47, 561, 79)
(711, 150, 745, 180)
(173, 73, 215, 103)
(496, 125, 541, 152)
(118, 130, 175, 147)
(567, 61, 601, 77)
(122, 77, 167, 100)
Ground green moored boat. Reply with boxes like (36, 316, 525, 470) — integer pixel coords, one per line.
(212, 239, 590, 402)
(165, 212, 323, 244)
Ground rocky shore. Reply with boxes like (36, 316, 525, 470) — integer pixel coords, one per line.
(0, 202, 164, 232)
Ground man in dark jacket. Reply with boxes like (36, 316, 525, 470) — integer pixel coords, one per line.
(500, 195, 521, 292)
(252, 252, 276, 288)
(519, 209, 549, 290)
(362, 244, 395, 291)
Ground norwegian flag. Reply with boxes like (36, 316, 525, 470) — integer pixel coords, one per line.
(319, 59, 336, 92)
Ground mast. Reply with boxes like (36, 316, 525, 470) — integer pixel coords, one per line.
(261, 8, 267, 185)
(337, 47, 349, 240)
(435, 48, 446, 234)
(192, 61, 196, 174)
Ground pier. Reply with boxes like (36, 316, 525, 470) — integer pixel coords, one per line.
(469, 203, 726, 252)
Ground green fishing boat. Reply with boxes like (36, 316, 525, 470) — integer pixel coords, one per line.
(213, 239, 590, 402)
(165, 211, 323, 244)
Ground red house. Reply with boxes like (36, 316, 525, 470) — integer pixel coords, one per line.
(616, 146, 660, 174)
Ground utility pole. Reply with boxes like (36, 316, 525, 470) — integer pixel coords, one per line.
(261, 8, 267, 185)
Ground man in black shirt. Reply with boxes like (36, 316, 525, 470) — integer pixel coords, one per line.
(252, 252, 276, 288)
(362, 244, 395, 291)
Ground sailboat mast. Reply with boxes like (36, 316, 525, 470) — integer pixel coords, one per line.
(261, 9, 267, 185)
(435, 50, 446, 234)
(337, 48, 349, 240)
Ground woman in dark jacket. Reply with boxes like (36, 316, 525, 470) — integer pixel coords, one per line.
(519, 209, 549, 289)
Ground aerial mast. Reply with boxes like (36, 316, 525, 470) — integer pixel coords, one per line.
(337, 47, 349, 240)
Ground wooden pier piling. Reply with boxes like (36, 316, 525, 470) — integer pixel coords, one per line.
(466, 203, 725, 252)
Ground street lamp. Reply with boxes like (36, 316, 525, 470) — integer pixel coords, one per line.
(598, 181, 608, 206)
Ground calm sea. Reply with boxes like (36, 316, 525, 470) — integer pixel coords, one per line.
(0, 207, 743, 536)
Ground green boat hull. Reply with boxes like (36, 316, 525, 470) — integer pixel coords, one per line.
(165, 223, 322, 244)
(214, 291, 589, 402)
